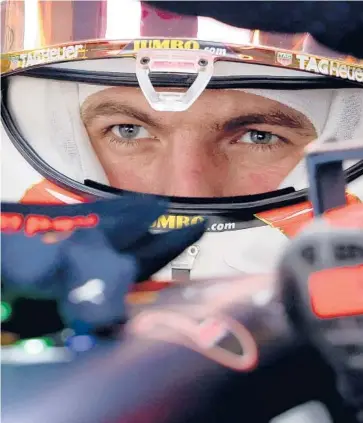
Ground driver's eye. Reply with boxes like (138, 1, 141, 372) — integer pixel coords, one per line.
(111, 124, 151, 140)
(239, 130, 280, 145)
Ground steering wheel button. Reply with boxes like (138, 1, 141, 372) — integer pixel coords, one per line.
(308, 266, 363, 318)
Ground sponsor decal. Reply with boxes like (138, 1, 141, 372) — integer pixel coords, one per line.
(16, 44, 87, 69)
(151, 214, 204, 229)
(296, 54, 363, 82)
(133, 39, 227, 56)
(207, 221, 236, 232)
(203, 46, 227, 56)
(151, 214, 236, 232)
(129, 310, 258, 371)
(134, 39, 200, 51)
(276, 51, 293, 67)
(1, 212, 99, 236)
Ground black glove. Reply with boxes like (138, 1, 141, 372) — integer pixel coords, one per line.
(1, 196, 206, 330)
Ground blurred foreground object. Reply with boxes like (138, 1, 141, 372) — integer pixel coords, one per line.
(146, 1, 363, 58)
(279, 140, 363, 415)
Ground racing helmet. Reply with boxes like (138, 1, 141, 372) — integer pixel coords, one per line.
(1, 0, 363, 281)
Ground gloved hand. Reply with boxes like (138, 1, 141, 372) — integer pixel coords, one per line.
(1, 196, 206, 330)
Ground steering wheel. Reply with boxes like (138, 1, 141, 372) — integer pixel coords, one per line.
(2, 267, 361, 423)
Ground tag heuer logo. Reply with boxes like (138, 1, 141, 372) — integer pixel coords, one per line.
(276, 52, 293, 66)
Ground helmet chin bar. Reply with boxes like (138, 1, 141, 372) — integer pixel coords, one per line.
(306, 139, 363, 215)
(135, 49, 215, 111)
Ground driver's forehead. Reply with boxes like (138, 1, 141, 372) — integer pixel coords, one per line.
(85, 85, 274, 107)
(81, 86, 310, 126)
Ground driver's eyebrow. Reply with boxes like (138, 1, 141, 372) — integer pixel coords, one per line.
(81, 101, 162, 128)
(82, 100, 312, 134)
(222, 110, 310, 133)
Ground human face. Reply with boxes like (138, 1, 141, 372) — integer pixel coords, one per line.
(81, 87, 317, 197)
